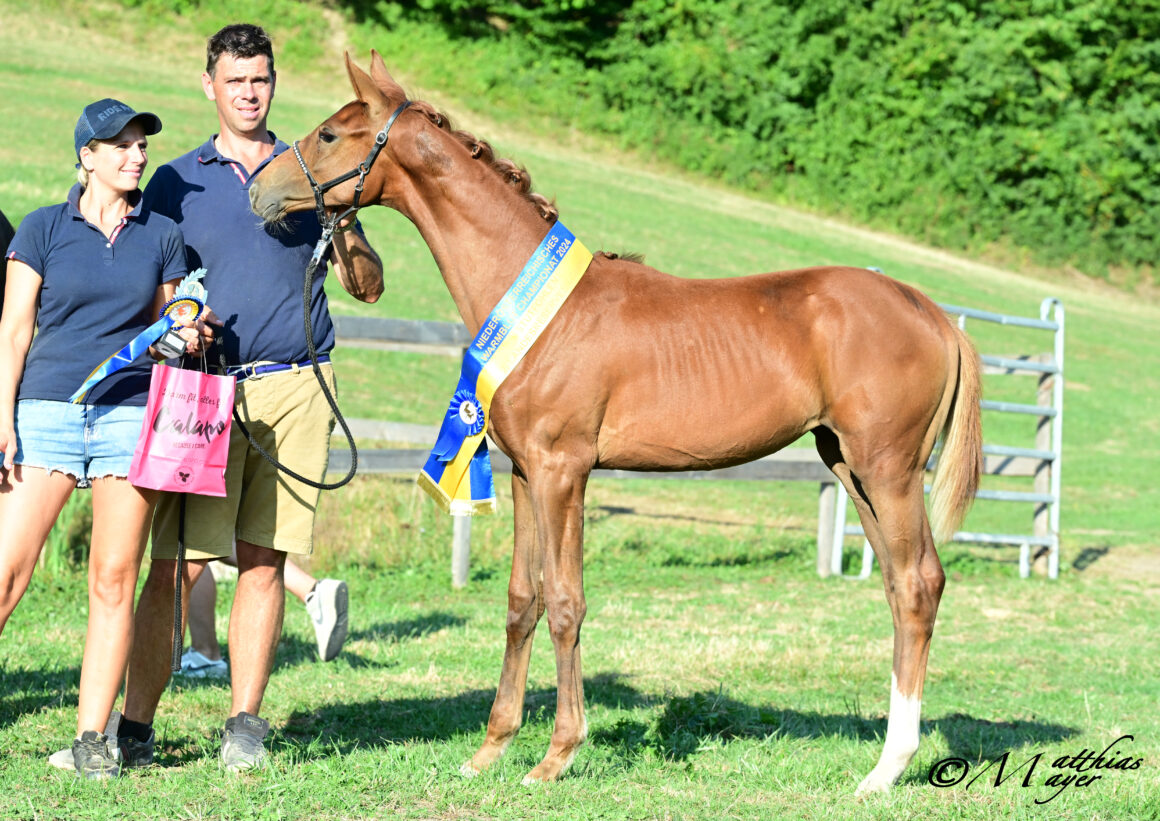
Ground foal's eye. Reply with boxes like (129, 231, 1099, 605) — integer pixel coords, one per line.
(319, 129, 337, 145)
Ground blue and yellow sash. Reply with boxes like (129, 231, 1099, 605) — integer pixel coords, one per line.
(418, 222, 592, 514)
(69, 269, 207, 404)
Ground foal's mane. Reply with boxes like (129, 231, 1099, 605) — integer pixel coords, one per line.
(409, 100, 559, 224)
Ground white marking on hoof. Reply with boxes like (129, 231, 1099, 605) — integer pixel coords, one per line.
(459, 761, 481, 778)
(521, 772, 541, 786)
(855, 767, 897, 797)
(857, 674, 922, 795)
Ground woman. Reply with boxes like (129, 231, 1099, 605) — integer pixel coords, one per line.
(0, 99, 206, 779)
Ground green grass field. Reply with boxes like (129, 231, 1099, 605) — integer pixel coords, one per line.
(1, 1, 1158, 819)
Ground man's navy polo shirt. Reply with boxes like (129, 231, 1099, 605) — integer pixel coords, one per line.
(6, 185, 187, 405)
(143, 136, 336, 367)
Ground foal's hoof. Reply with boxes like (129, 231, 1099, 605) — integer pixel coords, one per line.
(459, 761, 481, 779)
(854, 769, 897, 797)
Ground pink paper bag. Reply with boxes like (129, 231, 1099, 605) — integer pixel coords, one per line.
(128, 363, 235, 496)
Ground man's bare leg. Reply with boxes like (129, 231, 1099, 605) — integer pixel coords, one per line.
(228, 540, 286, 717)
(122, 558, 209, 724)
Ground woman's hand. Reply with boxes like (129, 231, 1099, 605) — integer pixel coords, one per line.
(0, 421, 17, 473)
(174, 307, 222, 357)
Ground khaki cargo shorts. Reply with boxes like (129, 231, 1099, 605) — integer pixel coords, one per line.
(151, 363, 337, 560)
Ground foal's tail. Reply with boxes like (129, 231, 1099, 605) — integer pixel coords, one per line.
(928, 325, 983, 544)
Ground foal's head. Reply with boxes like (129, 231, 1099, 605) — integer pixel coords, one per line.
(249, 51, 557, 225)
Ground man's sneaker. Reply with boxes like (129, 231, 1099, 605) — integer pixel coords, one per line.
(117, 722, 156, 769)
(72, 730, 120, 779)
(304, 579, 348, 662)
(49, 711, 130, 770)
(178, 648, 229, 678)
(221, 712, 270, 772)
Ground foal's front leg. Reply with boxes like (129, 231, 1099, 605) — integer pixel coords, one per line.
(521, 463, 590, 784)
(463, 475, 543, 776)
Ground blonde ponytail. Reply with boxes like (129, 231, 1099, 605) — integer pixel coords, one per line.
(76, 139, 98, 189)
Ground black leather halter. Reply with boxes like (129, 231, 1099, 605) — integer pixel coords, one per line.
(291, 99, 412, 236)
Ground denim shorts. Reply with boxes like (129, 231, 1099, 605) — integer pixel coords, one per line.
(2, 399, 146, 482)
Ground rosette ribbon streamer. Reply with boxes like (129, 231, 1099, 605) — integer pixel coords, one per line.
(69, 269, 208, 404)
(418, 223, 593, 514)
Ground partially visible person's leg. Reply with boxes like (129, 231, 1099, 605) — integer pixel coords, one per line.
(0, 466, 75, 634)
(287, 558, 349, 663)
(187, 568, 222, 660)
(177, 565, 229, 678)
(283, 558, 316, 603)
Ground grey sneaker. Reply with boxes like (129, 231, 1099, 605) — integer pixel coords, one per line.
(304, 579, 348, 662)
(221, 712, 270, 772)
(50, 711, 134, 770)
(178, 648, 229, 679)
(73, 730, 120, 780)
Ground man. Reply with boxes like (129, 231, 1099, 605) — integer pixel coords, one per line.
(115, 23, 383, 772)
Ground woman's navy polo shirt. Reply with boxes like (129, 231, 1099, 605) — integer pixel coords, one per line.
(6, 185, 187, 405)
(142, 136, 336, 367)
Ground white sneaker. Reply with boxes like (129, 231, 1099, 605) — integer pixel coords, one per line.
(304, 579, 348, 662)
(48, 746, 75, 770)
(178, 648, 229, 679)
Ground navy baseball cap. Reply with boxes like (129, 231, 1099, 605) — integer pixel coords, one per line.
(74, 98, 162, 157)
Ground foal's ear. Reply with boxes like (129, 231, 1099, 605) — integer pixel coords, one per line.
(345, 52, 387, 108)
(368, 50, 406, 99)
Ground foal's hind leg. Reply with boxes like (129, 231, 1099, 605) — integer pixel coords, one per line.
(840, 470, 945, 796)
(463, 474, 544, 777)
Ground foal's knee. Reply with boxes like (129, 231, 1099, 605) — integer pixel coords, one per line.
(544, 593, 586, 644)
(506, 586, 541, 644)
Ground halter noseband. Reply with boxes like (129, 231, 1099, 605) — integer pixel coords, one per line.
(292, 99, 412, 237)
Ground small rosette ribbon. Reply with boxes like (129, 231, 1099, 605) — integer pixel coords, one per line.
(69, 269, 208, 404)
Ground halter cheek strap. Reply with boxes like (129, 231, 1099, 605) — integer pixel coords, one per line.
(291, 100, 412, 235)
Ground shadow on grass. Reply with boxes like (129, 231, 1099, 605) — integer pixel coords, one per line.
(0, 666, 81, 730)
(279, 672, 648, 756)
(271, 610, 468, 671)
(1072, 545, 1110, 571)
(276, 675, 1078, 770)
(592, 688, 1079, 775)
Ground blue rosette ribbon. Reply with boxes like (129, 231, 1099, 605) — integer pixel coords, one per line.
(69, 269, 208, 404)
